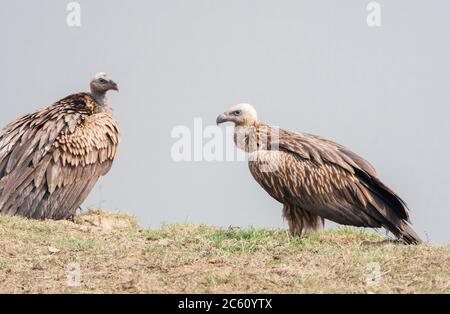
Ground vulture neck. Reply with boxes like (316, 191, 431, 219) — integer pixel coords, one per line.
(234, 122, 265, 153)
(90, 91, 109, 108)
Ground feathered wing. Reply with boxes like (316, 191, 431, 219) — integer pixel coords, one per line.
(0, 93, 119, 219)
(248, 124, 421, 243)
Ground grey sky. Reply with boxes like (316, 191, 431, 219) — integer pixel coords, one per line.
(0, 1, 449, 243)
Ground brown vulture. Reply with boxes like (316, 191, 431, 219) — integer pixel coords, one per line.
(0, 73, 120, 220)
(216, 103, 421, 244)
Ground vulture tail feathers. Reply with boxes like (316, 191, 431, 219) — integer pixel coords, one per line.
(399, 223, 422, 244)
(355, 169, 422, 244)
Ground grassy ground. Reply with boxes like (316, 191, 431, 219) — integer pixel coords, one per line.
(0, 209, 448, 293)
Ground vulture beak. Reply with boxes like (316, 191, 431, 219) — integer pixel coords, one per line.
(216, 113, 229, 125)
(110, 81, 119, 92)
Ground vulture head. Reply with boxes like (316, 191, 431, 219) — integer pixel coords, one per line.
(216, 103, 258, 126)
(90, 72, 119, 95)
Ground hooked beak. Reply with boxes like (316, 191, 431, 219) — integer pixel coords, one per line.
(216, 113, 229, 125)
(110, 81, 119, 92)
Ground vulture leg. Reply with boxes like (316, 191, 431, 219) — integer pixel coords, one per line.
(282, 204, 324, 236)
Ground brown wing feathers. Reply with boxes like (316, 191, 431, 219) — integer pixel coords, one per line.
(249, 123, 421, 244)
(0, 93, 119, 219)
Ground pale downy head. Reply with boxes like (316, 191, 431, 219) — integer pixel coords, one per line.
(216, 103, 258, 126)
(90, 72, 119, 95)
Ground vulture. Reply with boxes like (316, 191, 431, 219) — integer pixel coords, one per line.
(216, 103, 421, 244)
(0, 73, 120, 220)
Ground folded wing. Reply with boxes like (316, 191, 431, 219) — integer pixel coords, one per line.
(249, 125, 421, 243)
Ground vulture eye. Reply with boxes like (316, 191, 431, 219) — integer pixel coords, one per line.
(232, 110, 242, 116)
(99, 78, 108, 84)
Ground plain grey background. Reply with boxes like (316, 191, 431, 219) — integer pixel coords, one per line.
(0, 1, 449, 243)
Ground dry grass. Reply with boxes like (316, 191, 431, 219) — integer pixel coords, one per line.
(0, 209, 448, 294)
